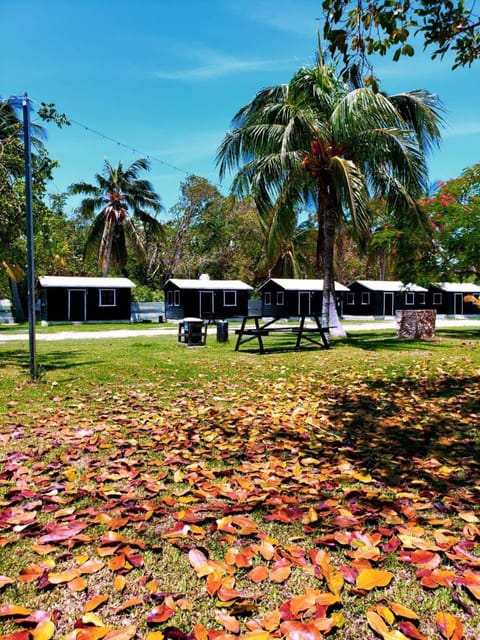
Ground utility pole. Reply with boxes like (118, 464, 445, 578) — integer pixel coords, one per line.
(22, 93, 37, 380)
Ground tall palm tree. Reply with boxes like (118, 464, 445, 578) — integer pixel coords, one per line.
(217, 53, 443, 333)
(69, 158, 164, 276)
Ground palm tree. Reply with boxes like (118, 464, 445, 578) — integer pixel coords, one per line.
(217, 53, 443, 333)
(69, 158, 164, 276)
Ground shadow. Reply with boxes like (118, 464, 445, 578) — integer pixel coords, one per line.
(309, 372, 480, 499)
(0, 348, 99, 373)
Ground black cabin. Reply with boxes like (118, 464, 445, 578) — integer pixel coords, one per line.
(258, 278, 349, 318)
(164, 278, 252, 320)
(344, 280, 429, 318)
(38, 276, 135, 323)
(428, 282, 480, 316)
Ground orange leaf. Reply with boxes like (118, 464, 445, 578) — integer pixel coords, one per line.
(68, 577, 88, 592)
(356, 569, 394, 590)
(280, 620, 322, 640)
(389, 602, 419, 620)
(113, 575, 126, 592)
(435, 612, 463, 640)
(215, 612, 241, 633)
(103, 626, 137, 640)
(0, 605, 32, 617)
(147, 604, 175, 624)
(84, 595, 109, 613)
(269, 565, 291, 583)
(0, 575, 14, 589)
(48, 569, 80, 584)
(247, 565, 269, 583)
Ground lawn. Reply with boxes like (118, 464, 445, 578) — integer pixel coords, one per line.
(0, 327, 479, 640)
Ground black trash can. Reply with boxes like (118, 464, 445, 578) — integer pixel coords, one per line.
(216, 320, 229, 343)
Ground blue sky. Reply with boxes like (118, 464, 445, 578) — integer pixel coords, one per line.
(1, 0, 479, 216)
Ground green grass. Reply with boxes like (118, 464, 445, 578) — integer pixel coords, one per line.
(0, 326, 479, 638)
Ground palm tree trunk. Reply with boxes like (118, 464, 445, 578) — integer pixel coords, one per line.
(317, 185, 346, 338)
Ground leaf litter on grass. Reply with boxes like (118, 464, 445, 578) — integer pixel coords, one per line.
(0, 367, 479, 639)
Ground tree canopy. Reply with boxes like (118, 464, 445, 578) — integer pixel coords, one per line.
(322, 0, 480, 85)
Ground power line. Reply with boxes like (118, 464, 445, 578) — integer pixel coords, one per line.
(28, 97, 222, 186)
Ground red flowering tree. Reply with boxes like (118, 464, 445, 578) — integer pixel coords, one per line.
(421, 164, 480, 279)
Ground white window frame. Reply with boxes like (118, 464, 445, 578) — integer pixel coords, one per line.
(264, 292, 272, 305)
(405, 292, 415, 305)
(361, 292, 370, 305)
(346, 292, 354, 305)
(174, 290, 180, 306)
(433, 293, 442, 305)
(417, 292, 426, 305)
(99, 288, 116, 307)
(224, 290, 237, 306)
(276, 291, 285, 305)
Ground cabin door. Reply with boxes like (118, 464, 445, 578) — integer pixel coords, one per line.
(68, 289, 87, 321)
(454, 293, 463, 315)
(200, 291, 214, 318)
(384, 292, 394, 316)
(298, 292, 311, 316)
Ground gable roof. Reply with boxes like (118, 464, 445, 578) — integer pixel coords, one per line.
(38, 276, 136, 288)
(166, 279, 252, 291)
(259, 278, 350, 292)
(433, 282, 480, 293)
(350, 280, 428, 292)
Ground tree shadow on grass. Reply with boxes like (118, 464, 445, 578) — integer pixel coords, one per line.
(308, 371, 480, 501)
(0, 348, 99, 373)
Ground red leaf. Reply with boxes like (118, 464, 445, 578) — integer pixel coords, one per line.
(398, 621, 427, 640)
(39, 521, 88, 543)
(147, 604, 176, 624)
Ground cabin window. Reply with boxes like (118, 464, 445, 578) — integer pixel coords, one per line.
(433, 293, 442, 305)
(405, 292, 415, 305)
(417, 293, 426, 305)
(99, 289, 116, 307)
(264, 292, 272, 305)
(361, 292, 370, 305)
(276, 292, 284, 305)
(346, 292, 354, 305)
(224, 290, 236, 306)
(174, 290, 180, 306)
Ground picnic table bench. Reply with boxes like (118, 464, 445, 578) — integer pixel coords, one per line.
(234, 315, 332, 353)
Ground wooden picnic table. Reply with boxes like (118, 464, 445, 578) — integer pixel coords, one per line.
(234, 315, 332, 353)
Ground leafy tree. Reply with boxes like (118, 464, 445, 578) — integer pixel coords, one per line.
(217, 53, 443, 331)
(322, 0, 480, 86)
(421, 163, 480, 279)
(69, 158, 164, 277)
(164, 175, 263, 283)
(0, 97, 65, 316)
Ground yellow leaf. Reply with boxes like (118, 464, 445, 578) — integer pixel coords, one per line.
(146, 633, 164, 640)
(374, 605, 395, 625)
(366, 610, 389, 636)
(356, 569, 394, 590)
(354, 472, 373, 483)
(82, 612, 105, 627)
(31, 621, 55, 640)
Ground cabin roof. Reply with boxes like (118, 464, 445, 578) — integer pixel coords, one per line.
(432, 282, 480, 293)
(38, 276, 136, 288)
(259, 278, 349, 292)
(166, 278, 252, 291)
(349, 280, 428, 292)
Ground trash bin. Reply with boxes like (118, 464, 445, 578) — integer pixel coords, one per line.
(216, 320, 229, 343)
(178, 317, 207, 346)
